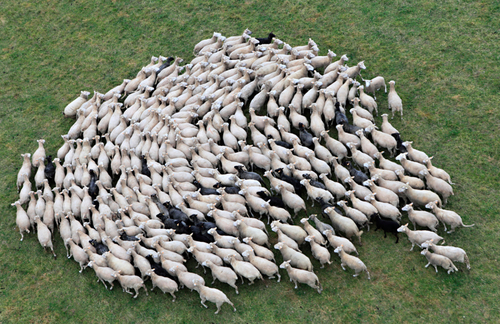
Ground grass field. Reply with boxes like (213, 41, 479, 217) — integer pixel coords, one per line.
(1, 0, 499, 322)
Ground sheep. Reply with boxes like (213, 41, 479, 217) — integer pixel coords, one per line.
(318, 174, 346, 199)
(274, 242, 313, 271)
(395, 152, 427, 178)
(280, 261, 322, 293)
(241, 250, 280, 281)
(192, 280, 237, 314)
(344, 61, 366, 79)
(388, 80, 403, 119)
(395, 169, 425, 190)
(323, 229, 358, 255)
(421, 248, 458, 274)
(397, 224, 444, 251)
(242, 237, 275, 262)
(334, 245, 370, 279)
(308, 214, 334, 237)
(419, 169, 454, 205)
(233, 220, 269, 247)
(301, 179, 334, 206)
(337, 200, 370, 231)
(398, 183, 442, 208)
(188, 246, 223, 273)
(103, 251, 135, 275)
(421, 240, 470, 270)
(64, 91, 90, 117)
(112, 272, 148, 298)
(370, 214, 400, 243)
(364, 76, 386, 100)
(169, 265, 205, 291)
(381, 114, 400, 135)
(146, 269, 178, 301)
(17, 153, 32, 191)
(12, 201, 30, 241)
(346, 143, 374, 170)
(272, 227, 301, 252)
(87, 261, 118, 290)
(358, 86, 378, 115)
(375, 151, 404, 173)
(277, 184, 307, 216)
(320, 131, 348, 161)
(271, 221, 308, 245)
(304, 236, 331, 268)
(202, 260, 239, 294)
(425, 201, 474, 233)
(365, 126, 397, 157)
(402, 203, 439, 232)
(226, 255, 262, 284)
(300, 218, 327, 245)
(365, 193, 401, 222)
(324, 207, 364, 245)
(423, 157, 454, 184)
(363, 179, 399, 207)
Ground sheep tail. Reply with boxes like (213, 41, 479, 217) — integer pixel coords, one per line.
(462, 223, 475, 228)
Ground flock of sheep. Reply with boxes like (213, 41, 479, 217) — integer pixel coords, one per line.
(12, 29, 474, 314)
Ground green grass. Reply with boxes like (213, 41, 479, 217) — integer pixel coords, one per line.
(1, 0, 499, 322)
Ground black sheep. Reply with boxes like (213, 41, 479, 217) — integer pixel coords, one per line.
(44, 155, 55, 183)
(302, 174, 327, 190)
(234, 165, 265, 184)
(145, 255, 176, 279)
(391, 133, 408, 155)
(256, 191, 286, 209)
(268, 135, 293, 149)
(89, 239, 109, 255)
(298, 123, 314, 149)
(140, 155, 151, 177)
(151, 195, 170, 216)
(371, 214, 400, 243)
(193, 180, 220, 195)
(273, 168, 302, 193)
(334, 102, 348, 126)
(88, 169, 98, 200)
(213, 183, 240, 194)
(343, 160, 369, 185)
(157, 56, 174, 74)
(119, 232, 139, 241)
(256, 32, 276, 45)
(342, 122, 363, 135)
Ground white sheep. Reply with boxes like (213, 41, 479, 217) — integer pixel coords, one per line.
(274, 242, 313, 271)
(388, 80, 403, 119)
(146, 269, 178, 301)
(304, 235, 331, 268)
(364, 76, 386, 100)
(279, 260, 322, 293)
(112, 272, 148, 298)
(402, 203, 439, 232)
(324, 207, 364, 245)
(397, 224, 444, 251)
(323, 230, 358, 255)
(421, 240, 470, 270)
(334, 245, 370, 279)
(194, 280, 237, 314)
(202, 260, 239, 294)
(421, 248, 458, 274)
(241, 251, 280, 281)
(425, 201, 474, 233)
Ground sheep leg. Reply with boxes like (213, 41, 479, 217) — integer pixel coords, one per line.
(170, 292, 176, 302)
(99, 278, 108, 290)
(433, 265, 439, 273)
(201, 298, 208, 308)
(394, 233, 399, 244)
(133, 288, 139, 298)
(277, 274, 281, 282)
(425, 262, 431, 268)
(294, 280, 298, 289)
(341, 263, 346, 271)
(465, 254, 471, 270)
(214, 303, 222, 315)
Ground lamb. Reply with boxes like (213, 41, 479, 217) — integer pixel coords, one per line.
(425, 201, 474, 233)
(274, 242, 313, 271)
(364, 76, 386, 100)
(323, 229, 358, 255)
(241, 250, 280, 281)
(304, 236, 331, 268)
(421, 240, 470, 270)
(146, 269, 178, 301)
(419, 169, 454, 205)
(334, 245, 370, 279)
(279, 260, 322, 293)
(397, 224, 444, 251)
(387, 80, 403, 119)
(112, 272, 148, 298)
(192, 280, 237, 314)
(421, 248, 458, 274)
(202, 260, 239, 294)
